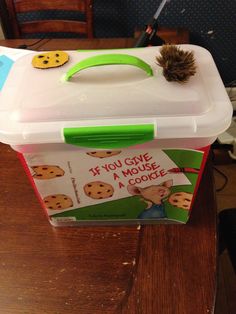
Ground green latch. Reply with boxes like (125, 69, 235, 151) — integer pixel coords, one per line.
(63, 124, 155, 149)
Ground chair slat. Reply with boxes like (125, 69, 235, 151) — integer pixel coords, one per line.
(14, 0, 86, 13)
(20, 20, 87, 35)
(2, 0, 93, 38)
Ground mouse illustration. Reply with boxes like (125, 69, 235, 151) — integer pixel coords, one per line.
(127, 180, 173, 219)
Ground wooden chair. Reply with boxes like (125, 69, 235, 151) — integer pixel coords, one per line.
(0, 0, 93, 39)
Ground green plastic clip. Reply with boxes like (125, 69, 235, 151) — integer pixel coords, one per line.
(64, 124, 155, 149)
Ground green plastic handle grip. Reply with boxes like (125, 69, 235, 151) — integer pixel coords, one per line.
(64, 53, 153, 81)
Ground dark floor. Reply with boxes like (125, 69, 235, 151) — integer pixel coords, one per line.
(213, 148, 236, 314)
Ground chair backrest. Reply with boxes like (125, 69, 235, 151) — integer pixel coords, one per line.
(1, 0, 93, 39)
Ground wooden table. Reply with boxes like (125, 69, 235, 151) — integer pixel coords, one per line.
(0, 38, 217, 314)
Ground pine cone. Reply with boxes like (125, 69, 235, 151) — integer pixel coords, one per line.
(156, 45, 196, 83)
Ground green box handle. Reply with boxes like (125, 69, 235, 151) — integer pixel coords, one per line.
(64, 124, 155, 149)
(63, 53, 153, 81)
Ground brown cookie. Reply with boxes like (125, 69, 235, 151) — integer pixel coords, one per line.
(168, 192, 193, 210)
(86, 151, 121, 158)
(32, 51, 69, 69)
(84, 181, 114, 199)
(43, 194, 73, 210)
(32, 165, 65, 180)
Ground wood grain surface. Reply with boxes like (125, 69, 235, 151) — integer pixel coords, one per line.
(0, 38, 217, 314)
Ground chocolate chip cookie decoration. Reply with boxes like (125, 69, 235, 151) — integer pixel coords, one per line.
(84, 181, 114, 199)
(168, 192, 193, 210)
(86, 151, 121, 158)
(43, 194, 73, 210)
(32, 165, 65, 180)
(32, 51, 69, 69)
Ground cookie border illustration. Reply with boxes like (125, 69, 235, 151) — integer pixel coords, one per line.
(168, 192, 193, 210)
(43, 194, 73, 210)
(86, 151, 121, 159)
(84, 181, 114, 199)
(31, 165, 65, 180)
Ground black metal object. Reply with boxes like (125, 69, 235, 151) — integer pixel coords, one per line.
(134, 16, 165, 47)
(134, 0, 170, 47)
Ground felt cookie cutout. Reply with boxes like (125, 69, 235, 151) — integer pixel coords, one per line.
(84, 181, 114, 199)
(43, 194, 73, 210)
(32, 51, 69, 69)
(32, 165, 65, 179)
(86, 151, 121, 158)
(168, 192, 193, 210)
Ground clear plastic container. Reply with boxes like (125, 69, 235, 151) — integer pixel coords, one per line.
(0, 45, 232, 225)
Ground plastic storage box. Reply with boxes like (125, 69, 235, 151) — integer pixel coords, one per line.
(0, 45, 232, 225)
